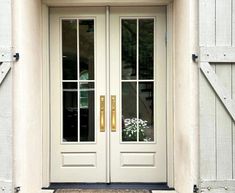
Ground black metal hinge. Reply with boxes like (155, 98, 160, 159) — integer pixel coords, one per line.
(192, 54, 198, 62)
(13, 53, 20, 61)
(14, 186, 21, 192)
(193, 185, 199, 193)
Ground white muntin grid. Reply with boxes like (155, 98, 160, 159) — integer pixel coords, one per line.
(119, 17, 156, 144)
(60, 18, 97, 144)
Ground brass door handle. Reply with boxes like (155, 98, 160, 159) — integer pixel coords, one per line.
(100, 96, 105, 132)
(111, 95, 116, 132)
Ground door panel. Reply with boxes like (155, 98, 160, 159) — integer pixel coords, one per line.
(110, 7, 167, 182)
(50, 7, 107, 182)
(50, 6, 166, 183)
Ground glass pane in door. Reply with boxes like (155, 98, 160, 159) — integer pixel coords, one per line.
(63, 82, 78, 142)
(139, 82, 154, 141)
(79, 20, 95, 142)
(139, 19, 154, 80)
(121, 18, 155, 142)
(79, 82, 95, 142)
(62, 19, 78, 142)
(79, 20, 94, 80)
(62, 20, 77, 80)
(122, 82, 137, 141)
(62, 19, 95, 142)
(122, 19, 137, 80)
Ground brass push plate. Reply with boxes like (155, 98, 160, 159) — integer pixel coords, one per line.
(100, 96, 105, 132)
(111, 95, 116, 132)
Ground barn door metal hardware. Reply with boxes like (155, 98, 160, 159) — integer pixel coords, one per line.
(14, 186, 21, 192)
(192, 54, 198, 62)
(193, 185, 199, 193)
(0, 47, 19, 85)
(13, 53, 19, 61)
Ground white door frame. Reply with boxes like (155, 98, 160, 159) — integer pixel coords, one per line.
(41, 0, 174, 188)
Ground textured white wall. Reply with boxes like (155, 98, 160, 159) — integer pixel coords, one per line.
(173, 0, 199, 192)
(13, 0, 42, 192)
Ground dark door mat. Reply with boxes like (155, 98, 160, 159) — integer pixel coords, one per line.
(55, 189, 150, 193)
(47, 183, 173, 190)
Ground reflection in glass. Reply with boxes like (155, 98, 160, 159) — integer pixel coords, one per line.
(139, 19, 154, 80)
(63, 82, 78, 90)
(80, 82, 95, 141)
(122, 19, 137, 80)
(121, 18, 155, 143)
(79, 20, 94, 80)
(63, 83, 78, 142)
(62, 20, 77, 80)
(139, 82, 154, 141)
(122, 82, 137, 141)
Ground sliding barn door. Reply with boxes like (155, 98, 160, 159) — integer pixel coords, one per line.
(0, 0, 13, 192)
(199, 0, 235, 192)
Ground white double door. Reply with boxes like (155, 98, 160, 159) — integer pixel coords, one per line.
(50, 6, 166, 183)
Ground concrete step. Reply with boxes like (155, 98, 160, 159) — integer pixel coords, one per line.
(41, 190, 54, 193)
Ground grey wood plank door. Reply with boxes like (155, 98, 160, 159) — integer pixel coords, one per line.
(199, 0, 235, 192)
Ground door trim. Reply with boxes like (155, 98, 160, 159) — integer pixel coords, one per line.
(105, 6, 111, 183)
(41, 2, 174, 188)
(42, 0, 173, 6)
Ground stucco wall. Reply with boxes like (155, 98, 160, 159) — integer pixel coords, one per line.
(173, 0, 198, 192)
(13, 0, 42, 192)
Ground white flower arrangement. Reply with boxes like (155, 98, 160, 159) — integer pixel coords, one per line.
(122, 118, 151, 141)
